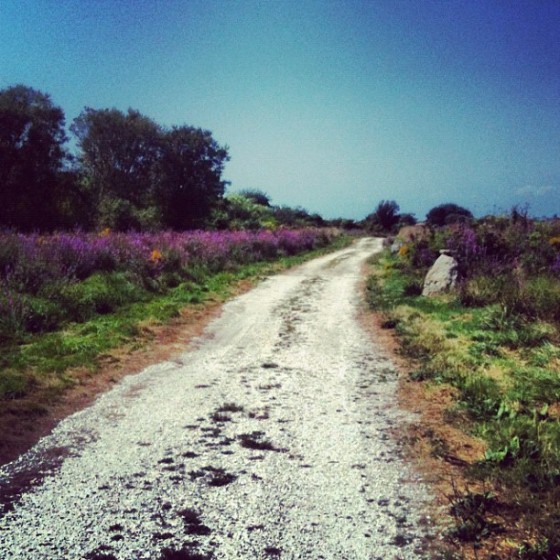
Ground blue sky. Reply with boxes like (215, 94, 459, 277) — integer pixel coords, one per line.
(1, 0, 559, 220)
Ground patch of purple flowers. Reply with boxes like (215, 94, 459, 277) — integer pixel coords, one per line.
(0, 227, 333, 293)
(0, 228, 336, 339)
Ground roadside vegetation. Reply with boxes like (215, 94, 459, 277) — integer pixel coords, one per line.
(0, 228, 347, 403)
(366, 205, 560, 559)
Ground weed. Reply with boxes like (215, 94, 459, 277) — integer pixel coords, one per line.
(446, 486, 501, 544)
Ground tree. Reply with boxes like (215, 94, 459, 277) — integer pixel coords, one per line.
(0, 85, 69, 230)
(72, 110, 229, 231)
(398, 213, 417, 227)
(71, 107, 162, 230)
(238, 189, 271, 207)
(366, 200, 401, 232)
(426, 203, 473, 227)
(156, 126, 229, 229)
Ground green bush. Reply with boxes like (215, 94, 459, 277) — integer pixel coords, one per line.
(517, 275, 560, 321)
(0, 370, 30, 399)
(60, 272, 147, 321)
(23, 296, 67, 333)
(459, 275, 511, 307)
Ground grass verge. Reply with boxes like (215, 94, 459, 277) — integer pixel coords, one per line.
(366, 250, 560, 560)
(1, 235, 352, 402)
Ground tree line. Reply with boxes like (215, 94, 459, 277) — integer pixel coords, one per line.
(363, 199, 473, 233)
(0, 84, 230, 232)
(1, 84, 475, 234)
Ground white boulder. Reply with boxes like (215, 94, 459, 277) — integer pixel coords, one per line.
(422, 251, 458, 296)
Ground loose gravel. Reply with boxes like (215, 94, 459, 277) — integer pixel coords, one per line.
(0, 237, 433, 559)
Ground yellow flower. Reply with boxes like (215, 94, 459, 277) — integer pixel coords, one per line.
(150, 249, 163, 263)
(99, 227, 111, 237)
(548, 236, 560, 247)
(398, 244, 409, 257)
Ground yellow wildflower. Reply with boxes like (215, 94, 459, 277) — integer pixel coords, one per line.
(398, 244, 409, 257)
(150, 249, 163, 263)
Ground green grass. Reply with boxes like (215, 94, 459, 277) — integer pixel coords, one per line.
(366, 250, 560, 558)
(0, 236, 353, 402)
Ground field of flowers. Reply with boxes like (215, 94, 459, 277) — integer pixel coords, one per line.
(0, 228, 336, 343)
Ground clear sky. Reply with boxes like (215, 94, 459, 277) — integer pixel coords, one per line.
(1, 0, 559, 220)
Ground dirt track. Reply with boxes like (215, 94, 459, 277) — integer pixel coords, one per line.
(0, 238, 432, 559)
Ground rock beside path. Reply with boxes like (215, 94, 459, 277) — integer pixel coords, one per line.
(422, 251, 458, 296)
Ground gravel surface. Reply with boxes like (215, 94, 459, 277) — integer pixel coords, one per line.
(0, 237, 433, 559)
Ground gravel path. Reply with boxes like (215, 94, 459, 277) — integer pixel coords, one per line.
(0, 237, 432, 560)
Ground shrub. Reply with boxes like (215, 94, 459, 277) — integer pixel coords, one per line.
(60, 272, 146, 321)
(426, 203, 473, 227)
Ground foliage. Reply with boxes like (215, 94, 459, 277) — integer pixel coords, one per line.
(0, 228, 336, 346)
(365, 199, 401, 233)
(237, 189, 271, 207)
(211, 193, 325, 231)
(0, 85, 232, 232)
(155, 125, 229, 230)
(0, 230, 348, 403)
(272, 205, 324, 227)
(426, 202, 473, 227)
(71, 108, 230, 231)
(398, 213, 417, 227)
(212, 194, 275, 230)
(0, 85, 70, 231)
(367, 242, 560, 558)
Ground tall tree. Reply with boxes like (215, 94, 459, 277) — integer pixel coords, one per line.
(71, 108, 162, 230)
(155, 126, 229, 229)
(0, 85, 68, 230)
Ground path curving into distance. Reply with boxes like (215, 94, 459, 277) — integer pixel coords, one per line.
(0, 237, 432, 560)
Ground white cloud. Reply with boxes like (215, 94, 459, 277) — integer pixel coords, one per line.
(515, 184, 556, 198)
